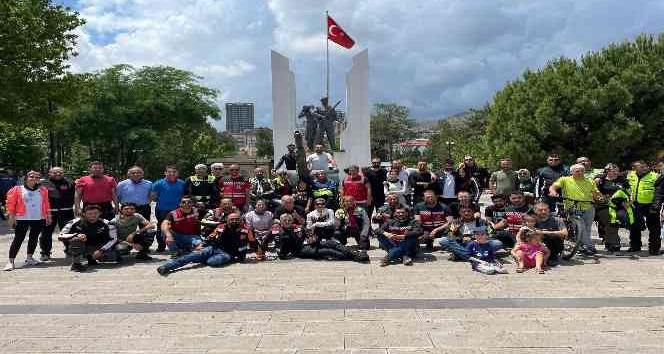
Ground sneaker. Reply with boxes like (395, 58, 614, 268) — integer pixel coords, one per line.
(40, 254, 51, 262)
(157, 265, 169, 276)
(70, 263, 86, 272)
(3, 262, 15, 271)
(86, 256, 98, 266)
(403, 256, 413, 266)
(24, 257, 40, 267)
(447, 253, 459, 261)
(379, 256, 390, 267)
(135, 252, 153, 261)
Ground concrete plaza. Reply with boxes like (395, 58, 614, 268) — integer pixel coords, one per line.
(1, 220, 663, 353)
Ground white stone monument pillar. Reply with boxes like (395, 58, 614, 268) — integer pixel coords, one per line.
(336, 49, 370, 177)
(270, 50, 296, 168)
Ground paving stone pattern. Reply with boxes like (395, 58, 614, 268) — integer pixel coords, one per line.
(1, 219, 663, 353)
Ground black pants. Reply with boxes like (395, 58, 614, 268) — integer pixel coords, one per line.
(335, 227, 370, 250)
(40, 209, 74, 256)
(136, 204, 151, 220)
(9, 220, 45, 259)
(155, 209, 173, 251)
(595, 206, 621, 249)
(630, 203, 661, 252)
(115, 231, 156, 255)
(542, 234, 564, 259)
(277, 236, 304, 259)
(298, 239, 357, 260)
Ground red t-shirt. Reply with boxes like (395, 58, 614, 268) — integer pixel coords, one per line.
(75, 175, 117, 203)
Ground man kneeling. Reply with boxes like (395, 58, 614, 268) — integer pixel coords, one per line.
(377, 206, 422, 266)
(110, 203, 156, 261)
(59, 204, 120, 272)
(157, 212, 248, 275)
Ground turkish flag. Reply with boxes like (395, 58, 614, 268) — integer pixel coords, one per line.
(327, 15, 355, 49)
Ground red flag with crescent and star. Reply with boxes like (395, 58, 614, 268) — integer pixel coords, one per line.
(327, 15, 355, 49)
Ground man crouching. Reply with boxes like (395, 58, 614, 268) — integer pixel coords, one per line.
(157, 212, 248, 275)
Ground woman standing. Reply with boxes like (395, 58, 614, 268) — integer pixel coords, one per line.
(4, 171, 51, 271)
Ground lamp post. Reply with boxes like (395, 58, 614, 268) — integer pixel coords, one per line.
(445, 141, 455, 159)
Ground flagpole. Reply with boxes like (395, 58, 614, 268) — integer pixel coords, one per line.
(325, 10, 330, 99)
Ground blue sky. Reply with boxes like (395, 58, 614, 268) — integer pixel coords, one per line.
(56, 0, 664, 130)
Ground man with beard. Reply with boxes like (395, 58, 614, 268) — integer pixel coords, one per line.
(185, 164, 219, 216)
(219, 164, 251, 212)
(377, 206, 423, 266)
(535, 154, 569, 211)
(74, 161, 118, 220)
(413, 190, 453, 250)
(157, 212, 248, 275)
(39, 166, 75, 261)
(249, 168, 276, 210)
(363, 157, 387, 216)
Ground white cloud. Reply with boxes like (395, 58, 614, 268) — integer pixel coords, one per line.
(65, 0, 664, 127)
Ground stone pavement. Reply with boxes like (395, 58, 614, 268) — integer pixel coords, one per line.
(1, 220, 664, 353)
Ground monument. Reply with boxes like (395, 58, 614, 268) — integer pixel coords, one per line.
(271, 49, 370, 179)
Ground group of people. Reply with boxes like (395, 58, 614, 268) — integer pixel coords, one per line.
(2, 151, 663, 275)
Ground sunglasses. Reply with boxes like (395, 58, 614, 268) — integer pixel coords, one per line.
(315, 203, 325, 206)
(181, 201, 194, 205)
(230, 169, 239, 172)
(213, 168, 223, 170)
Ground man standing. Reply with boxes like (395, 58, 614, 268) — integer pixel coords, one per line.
(74, 161, 118, 220)
(219, 164, 251, 212)
(249, 168, 276, 209)
(409, 161, 436, 205)
(436, 159, 460, 205)
(116, 166, 152, 220)
(626, 161, 662, 255)
(150, 165, 187, 252)
(210, 163, 225, 183)
(340, 165, 372, 209)
(462, 156, 490, 192)
(533, 202, 567, 266)
(489, 158, 518, 196)
(392, 160, 412, 205)
(306, 145, 336, 173)
(549, 164, 601, 255)
(185, 164, 219, 215)
(535, 153, 569, 210)
(275, 144, 299, 186)
(363, 157, 387, 216)
(39, 167, 75, 261)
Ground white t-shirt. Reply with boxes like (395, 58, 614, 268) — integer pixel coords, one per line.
(441, 171, 456, 198)
(307, 152, 333, 171)
(17, 186, 42, 221)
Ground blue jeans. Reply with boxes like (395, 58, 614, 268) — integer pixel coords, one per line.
(439, 237, 503, 260)
(573, 208, 595, 250)
(377, 235, 418, 261)
(167, 233, 202, 253)
(155, 209, 173, 250)
(162, 246, 232, 271)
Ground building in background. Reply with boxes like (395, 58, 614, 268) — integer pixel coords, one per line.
(231, 130, 258, 156)
(225, 103, 255, 133)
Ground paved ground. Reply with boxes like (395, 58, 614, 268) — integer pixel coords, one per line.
(1, 216, 664, 353)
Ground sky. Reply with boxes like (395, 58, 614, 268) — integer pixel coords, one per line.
(56, 0, 664, 130)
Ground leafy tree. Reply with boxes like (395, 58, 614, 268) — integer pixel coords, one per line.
(485, 34, 664, 170)
(255, 128, 274, 159)
(430, 108, 489, 170)
(0, 122, 47, 171)
(0, 0, 85, 124)
(369, 103, 415, 160)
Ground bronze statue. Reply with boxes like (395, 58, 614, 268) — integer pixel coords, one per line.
(297, 105, 318, 150)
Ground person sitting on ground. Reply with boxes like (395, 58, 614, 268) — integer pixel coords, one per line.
(511, 227, 550, 274)
(243, 199, 274, 258)
(249, 168, 276, 210)
(59, 204, 120, 272)
(157, 212, 248, 275)
(202, 198, 238, 237)
(377, 206, 422, 267)
(413, 190, 453, 250)
(160, 196, 202, 258)
(273, 213, 306, 260)
(439, 206, 503, 261)
(448, 190, 481, 218)
(274, 195, 306, 226)
(372, 193, 408, 231)
(271, 170, 293, 206)
(500, 190, 533, 248)
(532, 202, 567, 266)
(109, 203, 155, 261)
(293, 179, 312, 212)
(465, 232, 508, 275)
(335, 196, 370, 249)
(305, 198, 336, 242)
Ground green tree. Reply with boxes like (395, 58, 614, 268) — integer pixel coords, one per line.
(255, 128, 274, 159)
(485, 34, 664, 170)
(430, 108, 489, 169)
(0, 122, 47, 171)
(370, 103, 415, 160)
(0, 0, 85, 124)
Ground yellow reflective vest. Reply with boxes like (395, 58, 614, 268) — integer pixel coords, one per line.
(627, 171, 659, 204)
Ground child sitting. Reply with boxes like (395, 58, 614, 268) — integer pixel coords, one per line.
(465, 232, 508, 275)
(511, 227, 550, 274)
